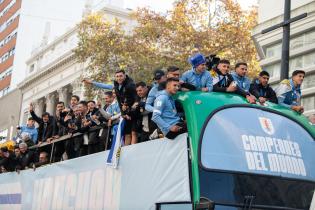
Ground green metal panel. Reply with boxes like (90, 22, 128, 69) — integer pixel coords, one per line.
(175, 91, 315, 204)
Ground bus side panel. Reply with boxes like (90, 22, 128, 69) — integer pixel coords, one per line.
(0, 134, 191, 210)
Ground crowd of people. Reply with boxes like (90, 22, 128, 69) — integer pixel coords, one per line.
(1, 53, 313, 173)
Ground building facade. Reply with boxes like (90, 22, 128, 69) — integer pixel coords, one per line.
(18, 5, 134, 124)
(0, 0, 128, 140)
(0, 0, 21, 97)
(252, 0, 315, 116)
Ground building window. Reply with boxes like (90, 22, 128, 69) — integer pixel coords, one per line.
(0, 86, 10, 97)
(29, 64, 35, 73)
(302, 74, 315, 90)
(290, 35, 304, 49)
(0, 67, 12, 81)
(302, 96, 315, 112)
(265, 50, 315, 80)
(263, 63, 280, 79)
(0, 129, 8, 143)
(265, 29, 315, 58)
(289, 56, 303, 75)
(304, 51, 315, 68)
(265, 43, 281, 58)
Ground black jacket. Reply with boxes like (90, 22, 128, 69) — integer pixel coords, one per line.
(30, 111, 57, 142)
(249, 81, 278, 104)
(114, 75, 137, 115)
(19, 150, 36, 169)
(212, 69, 248, 97)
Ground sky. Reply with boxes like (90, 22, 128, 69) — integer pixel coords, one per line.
(125, 0, 258, 12)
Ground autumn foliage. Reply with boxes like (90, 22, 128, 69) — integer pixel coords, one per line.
(75, 0, 259, 96)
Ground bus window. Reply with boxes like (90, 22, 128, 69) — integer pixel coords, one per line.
(200, 107, 315, 180)
(199, 107, 315, 209)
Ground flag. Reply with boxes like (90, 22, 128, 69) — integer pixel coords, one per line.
(0, 182, 22, 209)
(106, 117, 125, 168)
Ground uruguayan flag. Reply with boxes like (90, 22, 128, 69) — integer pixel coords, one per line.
(106, 117, 125, 168)
(0, 182, 22, 210)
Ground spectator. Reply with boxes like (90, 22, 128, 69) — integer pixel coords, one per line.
(77, 101, 101, 155)
(134, 82, 155, 142)
(309, 114, 315, 126)
(35, 152, 49, 167)
(152, 78, 187, 139)
(180, 53, 213, 92)
(211, 59, 256, 103)
(231, 62, 256, 104)
(100, 91, 121, 123)
(275, 70, 305, 113)
(19, 132, 35, 147)
(53, 101, 69, 162)
(17, 117, 38, 144)
(83, 70, 138, 145)
(158, 66, 182, 91)
(211, 59, 238, 93)
(19, 143, 36, 170)
(29, 103, 57, 145)
(98, 91, 121, 149)
(64, 104, 83, 158)
(69, 95, 80, 110)
(166, 66, 181, 79)
(0, 147, 15, 172)
(249, 71, 278, 104)
(55, 101, 68, 136)
(12, 146, 21, 170)
(87, 100, 105, 126)
(145, 69, 167, 112)
(14, 146, 20, 159)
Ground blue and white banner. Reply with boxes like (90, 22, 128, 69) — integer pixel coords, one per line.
(0, 182, 22, 210)
(106, 117, 125, 168)
(0, 134, 190, 210)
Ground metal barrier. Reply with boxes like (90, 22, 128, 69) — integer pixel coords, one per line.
(28, 124, 111, 163)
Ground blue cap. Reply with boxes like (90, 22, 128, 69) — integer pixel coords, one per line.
(190, 53, 206, 68)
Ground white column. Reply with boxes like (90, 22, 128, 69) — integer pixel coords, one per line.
(57, 86, 69, 106)
(71, 79, 85, 101)
(33, 98, 45, 116)
(45, 93, 56, 115)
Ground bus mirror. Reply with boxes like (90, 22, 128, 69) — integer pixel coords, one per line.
(195, 197, 215, 210)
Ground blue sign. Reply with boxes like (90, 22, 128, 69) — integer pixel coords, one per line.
(201, 107, 315, 181)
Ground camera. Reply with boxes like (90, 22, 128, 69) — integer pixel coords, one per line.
(205, 54, 220, 70)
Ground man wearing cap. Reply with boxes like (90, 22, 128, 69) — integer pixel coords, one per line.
(180, 53, 213, 92)
(145, 69, 167, 112)
(275, 70, 305, 113)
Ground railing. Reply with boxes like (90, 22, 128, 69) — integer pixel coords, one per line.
(28, 124, 111, 164)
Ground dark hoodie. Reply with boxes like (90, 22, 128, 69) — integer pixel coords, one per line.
(113, 75, 137, 115)
(30, 111, 57, 142)
(211, 68, 248, 97)
(250, 79, 278, 104)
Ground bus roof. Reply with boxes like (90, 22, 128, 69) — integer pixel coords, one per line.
(176, 91, 315, 140)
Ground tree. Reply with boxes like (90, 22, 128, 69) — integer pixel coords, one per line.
(75, 0, 259, 98)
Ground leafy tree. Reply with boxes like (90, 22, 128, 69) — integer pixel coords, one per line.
(75, 0, 259, 98)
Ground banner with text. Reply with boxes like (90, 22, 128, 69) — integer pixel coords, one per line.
(201, 107, 315, 181)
